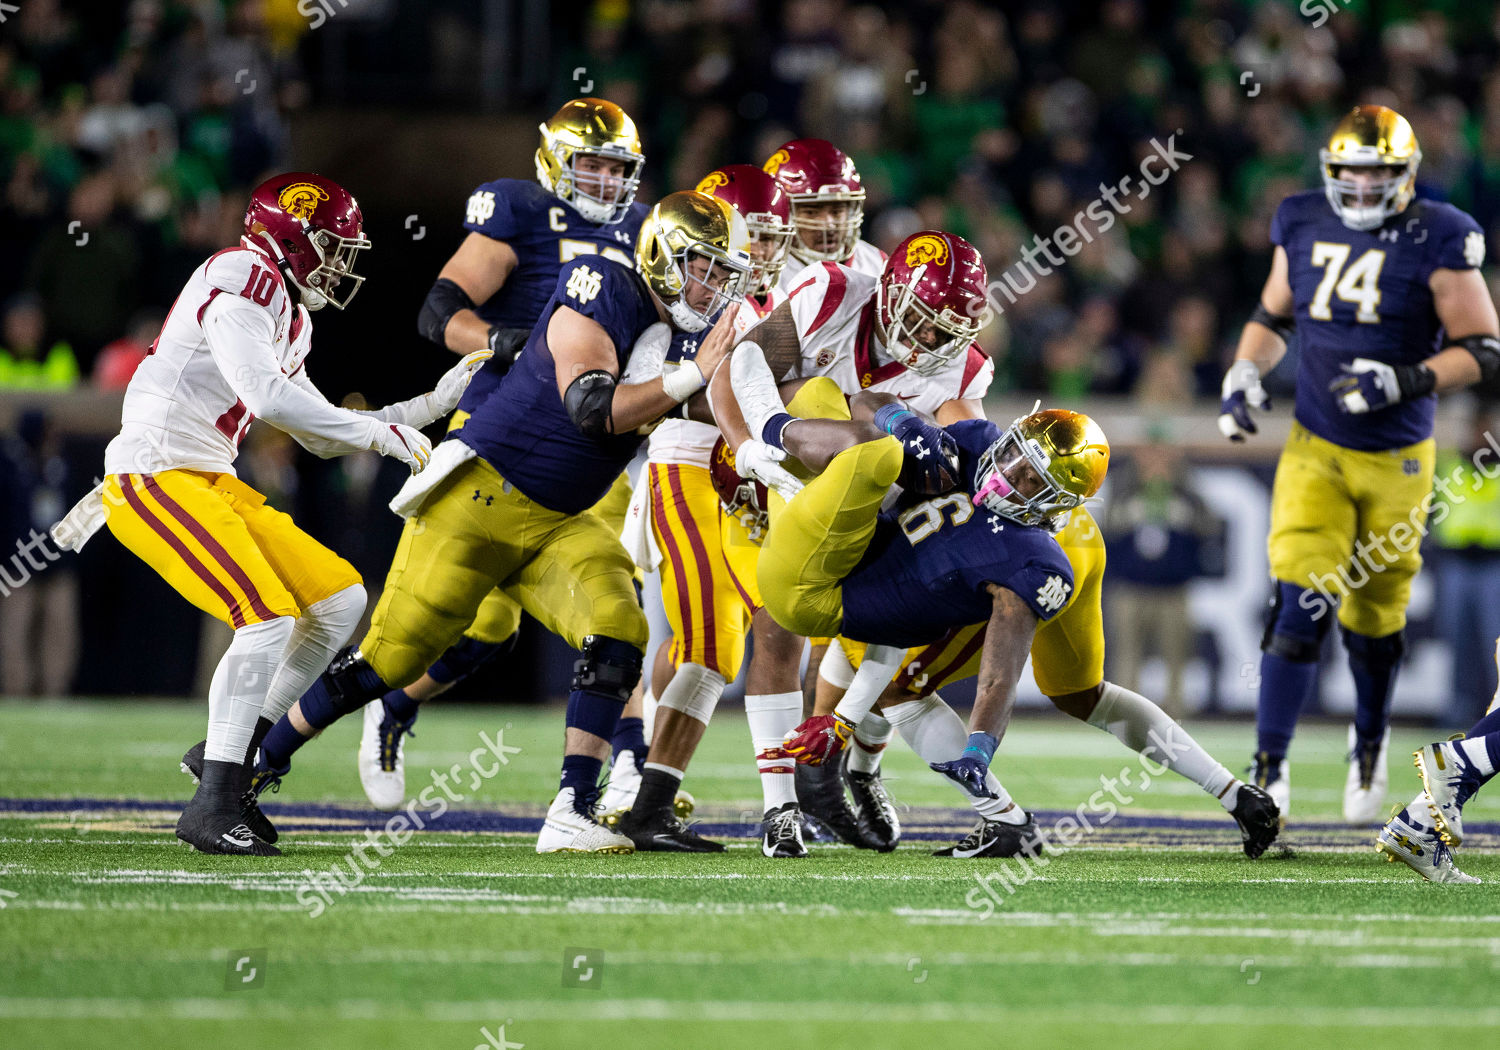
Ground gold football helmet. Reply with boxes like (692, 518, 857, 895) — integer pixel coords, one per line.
(635, 190, 752, 333)
(535, 97, 645, 224)
(1320, 105, 1421, 231)
(974, 408, 1109, 529)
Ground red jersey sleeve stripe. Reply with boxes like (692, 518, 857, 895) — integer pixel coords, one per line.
(961, 345, 989, 390)
(805, 262, 848, 337)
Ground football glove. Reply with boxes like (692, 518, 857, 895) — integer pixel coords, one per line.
(783, 713, 856, 766)
(429, 349, 494, 417)
(874, 404, 960, 495)
(374, 422, 433, 474)
(930, 756, 1000, 799)
(735, 439, 803, 501)
(1330, 357, 1433, 414)
(1217, 359, 1270, 441)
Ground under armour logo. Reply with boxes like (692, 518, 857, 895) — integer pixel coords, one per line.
(909, 436, 930, 459)
(614, 230, 632, 244)
(987, 514, 1003, 533)
(1378, 229, 1398, 242)
(473, 490, 494, 505)
(678, 338, 699, 358)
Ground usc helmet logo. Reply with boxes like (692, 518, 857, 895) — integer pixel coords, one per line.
(696, 171, 730, 193)
(904, 234, 949, 268)
(277, 182, 329, 221)
(763, 149, 790, 175)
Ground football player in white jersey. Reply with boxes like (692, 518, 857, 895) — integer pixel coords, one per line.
(50, 172, 487, 855)
(763, 138, 888, 284)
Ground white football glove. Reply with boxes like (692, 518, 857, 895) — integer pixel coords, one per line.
(735, 439, 803, 501)
(1217, 359, 1271, 441)
(429, 349, 494, 417)
(373, 422, 433, 474)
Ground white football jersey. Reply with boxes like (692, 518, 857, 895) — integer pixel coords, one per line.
(645, 290, 785, 468)
(104, 240, 380, 476)
(775, 238, 886, 296)
(780, 261, 993, 415)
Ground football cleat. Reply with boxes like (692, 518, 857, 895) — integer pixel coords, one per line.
(933, 812, 1042, 859)
(844, 764, 899, 852)
(597, 748, 643, 827)
(1250, 751, 1290, 824)
(176, 758, 280, 856)
(1375, 811, 1479, 884)
(795, 760, 866, 847)
(1342, 725, 1389, 825)
(1414, 740, 1477, 847)
(536, 787, 635, 854)
(617, 804, 725, 853)
(181, 740, 279, 844)
(1227, 782, 1281, 859)
(760, 802, 808, 858)
(357, 699, 416, 812)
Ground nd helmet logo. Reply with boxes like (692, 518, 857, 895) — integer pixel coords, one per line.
(277, 182, 329, 221)
(763, 149, 790, 175)
(905, 234, 949, 268)
(696, 170, 729, 193)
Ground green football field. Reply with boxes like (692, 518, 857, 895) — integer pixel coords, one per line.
(2, 698, 1498, 1049)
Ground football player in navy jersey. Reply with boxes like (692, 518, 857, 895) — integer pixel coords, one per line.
(1219, 105, 1500, 827)
(247, 191, 752, 853)
(713, 341, 1106, 801)
(352, 99, 650, 810)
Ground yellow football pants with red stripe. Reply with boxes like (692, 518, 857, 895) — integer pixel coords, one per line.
(841, 505, 1108, 698)
(648, 461, 761, 679)
(102, 470, 361, 629)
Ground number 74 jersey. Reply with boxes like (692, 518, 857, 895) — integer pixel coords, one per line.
(1274, 189, 1484, 451)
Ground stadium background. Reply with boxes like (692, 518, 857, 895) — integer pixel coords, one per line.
(3, 0, 1499, 721)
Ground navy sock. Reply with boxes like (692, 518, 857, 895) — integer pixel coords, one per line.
(299, 660, 387, 730)
(259, 715, 308, 772)
(1255, 652, 1319, 762)
(560, 753, 604, 800)
(566, 689, 625, 741)
(1464, 704, 1500, 740)
(762, 412, 794, 450)
(1346, 634, 1401, 745)
(1455, 708, 1500, 804)
(382, 687, 421, 724)
(611, 716, 646, 763)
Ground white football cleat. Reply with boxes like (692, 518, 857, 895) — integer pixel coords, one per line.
(536, 788, 635, 854)
(1376, 811, 1479, 884)
(358, 699, 409, 812)
(1252, 752, 1290, 824)
(1414, 740, 1471, 846)
(598, 750, 643, 828)
(1343, 725, 1389, 825)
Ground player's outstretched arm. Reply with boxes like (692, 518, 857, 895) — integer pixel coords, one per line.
(419, 233, 520, 355)
(1219, 246, 1293, 441)
(1427, 267, 1497, 390)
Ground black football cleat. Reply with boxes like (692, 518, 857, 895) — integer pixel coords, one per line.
(176, 758, 280, 856)
(1228, 782, 1281, 859)
(760, 802, 808, 858)
(181, 740, 281, 844)
(617, 806, 726, 852)
(933, 813, 1043, 858)
(795, 760, 869, 847)
(844, 762, 900, 852)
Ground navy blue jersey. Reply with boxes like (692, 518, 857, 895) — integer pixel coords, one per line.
(458, 256, 660, 514)
(1274, 190, 1484, 451)
(839, 419, 1075, 647)
(455, 179, 647, 414)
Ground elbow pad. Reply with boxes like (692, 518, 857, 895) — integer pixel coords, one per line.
(418, 278, 476, 347)
(1249, 302, 1295, 342)
(1445, 333, 1500, 383)
(563, 369, 616, 437)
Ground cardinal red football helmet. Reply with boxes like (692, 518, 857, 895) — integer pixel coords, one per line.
(709, 435, 769, 538)
(877, 231, 991, 376)
(695, 165, 793, 297)
(243, 172, 370, 310)
(762, 138, 865, 266)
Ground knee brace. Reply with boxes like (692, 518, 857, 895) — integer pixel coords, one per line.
(656, 661, 727, 724)
(1342, 626, 1405, 671)
(572, 635, 643, 702)
(1261, 580, 1334, 663)
(299, 645, 388, 729)
(428, 634, 514, 685)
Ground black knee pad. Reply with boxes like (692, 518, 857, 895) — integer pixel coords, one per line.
(1260, 582, 1333, 663)
(572, 635, 643, 702)
(1342, 627, 1405, 671)
(325, 646, 386, 715)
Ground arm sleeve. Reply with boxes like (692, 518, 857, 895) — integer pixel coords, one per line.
(202, 295, 381, 457)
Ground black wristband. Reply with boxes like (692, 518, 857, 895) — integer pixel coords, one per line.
(486, 326, 530, 368)
(1395, 363, 1436, 400)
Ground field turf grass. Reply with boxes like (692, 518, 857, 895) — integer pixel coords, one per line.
(2, 698, 1499, 1048)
